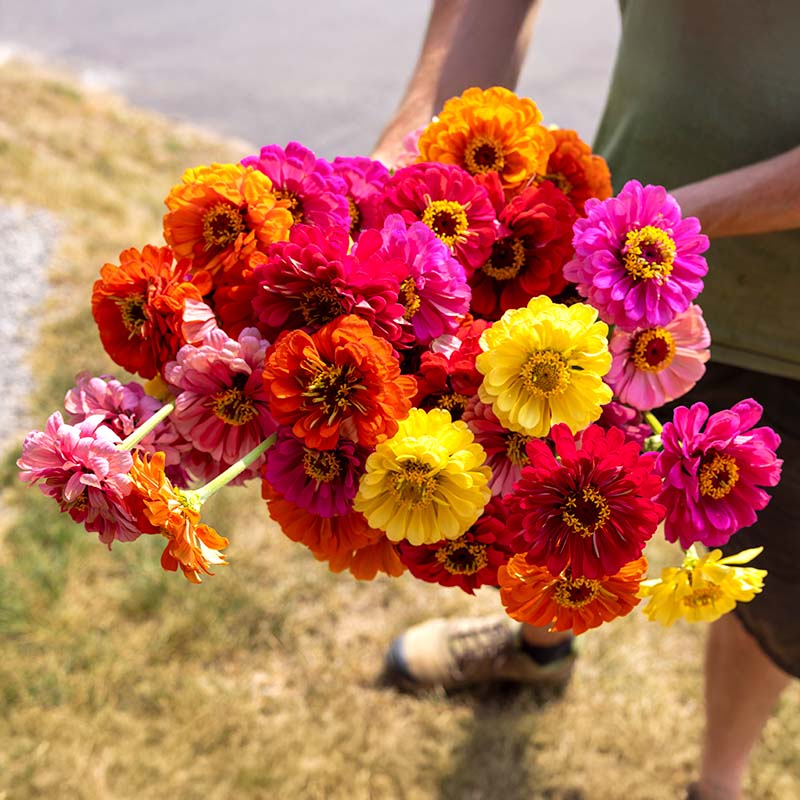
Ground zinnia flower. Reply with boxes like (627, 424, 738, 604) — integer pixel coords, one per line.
(564, 180, 709, 330)
(379, 162, 496, 273)
(353, 408, 491, 544)
(595, 400, 652, 447)
(163, 162, 293, 277)
(607, 303, 711, 411)
(241, 142, 349, 231)
(476, 295, 613, 437)
(262, 315, 416, 450)
(656, 400, 782, 548)
(500, 554, 647, 634)
(397, 496, 514, 593)
(417, 86, 554, 193)
(506, 424, 665, 579)
(638, 545, 767, 626)
(331, 155, 390, 237)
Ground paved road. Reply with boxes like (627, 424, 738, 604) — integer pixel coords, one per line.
(0, 1, 619, 158)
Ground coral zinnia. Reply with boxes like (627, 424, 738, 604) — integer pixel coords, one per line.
(476, 295, 613, 437)
(655, 400, 782, 549)
(564, 180, 709, 330)
(638, 545, 767, 626)
(379, 162, 496, 274)
(607, 303, 711, 411)
(417, 86, 554, 193)
(506, 424, 665, 579)
(499, 554, 647, 634)
(163, 162, 292, 277)
(353, 408, 491, 545)
(262, 315, 416, 450)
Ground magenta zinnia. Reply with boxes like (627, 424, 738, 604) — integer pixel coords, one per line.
(331, 155, 390, 237)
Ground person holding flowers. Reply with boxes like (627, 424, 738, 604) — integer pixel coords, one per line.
(373, 2, 800, 799)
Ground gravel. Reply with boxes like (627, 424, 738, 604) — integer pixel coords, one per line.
(0, 203, 60, 447)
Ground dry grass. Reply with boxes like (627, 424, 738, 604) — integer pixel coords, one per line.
(0, 60, 797, 800)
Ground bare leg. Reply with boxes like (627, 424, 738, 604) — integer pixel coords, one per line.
(698, 613, 792, 800)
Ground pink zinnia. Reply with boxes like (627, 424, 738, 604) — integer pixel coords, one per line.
(263, 427, 368, 517)
(241, 141, 349, 231)
(17, 412, 143, 545)
(564, 180, 709, 330)
(331, 156, 390, 237)
(656, 400, 782, 548)
(165, 326, 276, 480)
(607, 303, 711, 411)
(595, 401, 652, 447)
(379, 162, 496, 274)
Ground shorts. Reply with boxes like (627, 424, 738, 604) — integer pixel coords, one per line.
(668, 362, 800, 678)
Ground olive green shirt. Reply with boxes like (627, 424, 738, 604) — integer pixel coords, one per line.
(594, 0, 800, 379)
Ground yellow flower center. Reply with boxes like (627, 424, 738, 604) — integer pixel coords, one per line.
(421, 199, 470, 247)
(435, 392, 470, 415)
(698, 452, 740, 500)
(622, 225, 676, 281)
(562, 485, 611, 537)
(542, 171, 574, 195)
(347, 196, 361, 235)
(630, 327, 676, 372)
(435, 538, 489, 575)
(202, 202, 246, 249)
(302, 449, 343, 484)
(520, 351, 571, 397)
(682, 584, 723, 608)
(117, 293, 148, 335)
(400, 277, 421, 320)
(463, 134, 506, 175)
(212, 386, 257, 426)
(482, 236, 526, 280)
(299, 285, 347, 329)
(552, 574, 601, 608)
(390, 458, 440, 509)
(69, 490, 88, 512)
(505, 432, 532, 466)
(274, 189, 304, 223)
(303, 362, 363, 423)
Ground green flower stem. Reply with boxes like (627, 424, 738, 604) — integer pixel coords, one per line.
(644, 411, 663, 436)
(194, 434, 276, 504)
(118, 402, 175, 451)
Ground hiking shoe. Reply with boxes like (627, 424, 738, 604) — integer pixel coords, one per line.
(383, 614, 577, 691)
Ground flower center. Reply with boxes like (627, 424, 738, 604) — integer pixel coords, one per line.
(389, 458, 439, 509)
(622, 225, 676, 282)
(505, 432, 532, 466)
(435, 538, 489, 575)
(698, 452, 739, 500)
(202, 202, 246, 249)
(400, 277, 421, 320)
(421, 199, 470, 247)
(542, 171, 574, 195)
(347, 196, 361, 235)
(562, 485, 611, 537)
(463, 135, 505, 175)
(520, 351, 571, 397)
(299, 284, 347, 329)
(552, 574, 601, 608)
(303, 362, 363, 423)
(630, 327, 676, 372)
(302, 449, 343, 484)
(274, 189, 304, 223)
(212, 386, 258, 426)
(682, 584, 723, 608)
(117, 293, 148, 335)
(482, 236, 526, 280)
(435, 392, 470, 417)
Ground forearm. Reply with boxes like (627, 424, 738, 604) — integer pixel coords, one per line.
(670, 146, 800, 239)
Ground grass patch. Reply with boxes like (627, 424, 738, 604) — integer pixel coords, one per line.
(0, 59, 797, 800)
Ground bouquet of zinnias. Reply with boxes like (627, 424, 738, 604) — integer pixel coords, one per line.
(18, 87, 781, 633)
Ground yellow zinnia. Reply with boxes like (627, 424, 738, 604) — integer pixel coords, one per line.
(476, 295, 613, 438)
(417, 86, 555, 193)
(353, 408, 491, 545)
(638, 545, 767, 626)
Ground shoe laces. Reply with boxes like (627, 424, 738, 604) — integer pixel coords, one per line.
(447, 620, 516, 673)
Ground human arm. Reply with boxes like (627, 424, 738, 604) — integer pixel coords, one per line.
(372, 0, 541, 165)
(670, 145, 800, 239)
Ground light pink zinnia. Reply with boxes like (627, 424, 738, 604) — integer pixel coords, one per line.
(607, 303, 711, 411)
(564, 180, 709, 330)
(656, 400, 782, 548)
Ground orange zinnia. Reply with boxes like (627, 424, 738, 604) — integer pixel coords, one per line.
(499, 554, 647, 634)
(536, 129, 612, 215)
(129, 450, 228, 583)
(417, 86, 554, 193)
(263, 315, 417, 451)
(91, 245, 208, 379)
(163, 162, 293, 277)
